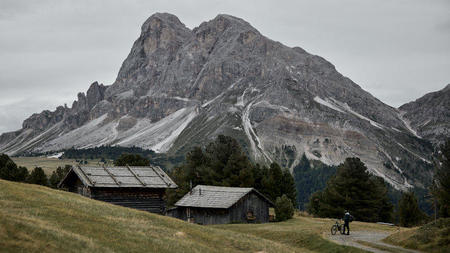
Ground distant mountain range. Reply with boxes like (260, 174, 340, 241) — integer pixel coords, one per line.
(0, 13, 447, 190)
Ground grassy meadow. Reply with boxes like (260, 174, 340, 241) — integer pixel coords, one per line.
(215, 215, 401, 253)
(0, 179, 392, 253)
(11, 157, 112, 175)
(384, 218, 450, 253)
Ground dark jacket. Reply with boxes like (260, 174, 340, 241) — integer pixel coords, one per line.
(344, 212, 351, 223)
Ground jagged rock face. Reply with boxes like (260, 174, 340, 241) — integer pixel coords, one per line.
(0, 13, 439, 190)
(399, 84, 450, 145)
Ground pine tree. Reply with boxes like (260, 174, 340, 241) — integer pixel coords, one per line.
(293, 154, 336, 210)
(398, 191, 424, 227)
(308, 157, 394, 222)
(431, 139, 450, 217)
(114, 154, 150, 166)
(281, 168, 297, 207)
(49, 165, 72, 188)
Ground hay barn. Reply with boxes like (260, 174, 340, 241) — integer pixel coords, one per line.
(167, 185, 274, 225)
(58, 165, 177, 214)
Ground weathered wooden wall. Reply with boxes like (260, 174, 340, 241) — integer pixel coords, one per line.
(91, 188, 166, 214)
(167, 207, 231, 225)
(229, 192, 270, 223)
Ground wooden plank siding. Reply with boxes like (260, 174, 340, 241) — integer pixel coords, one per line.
(91, 188, 166, 214)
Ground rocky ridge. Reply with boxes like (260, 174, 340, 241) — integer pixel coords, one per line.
(399, 84, 450, 146)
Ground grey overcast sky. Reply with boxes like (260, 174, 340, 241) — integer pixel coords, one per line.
(0, 0, 449, 134)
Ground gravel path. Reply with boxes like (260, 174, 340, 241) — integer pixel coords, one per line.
(328, 230, 421, 253)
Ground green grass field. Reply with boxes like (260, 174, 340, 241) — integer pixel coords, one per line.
(0, 179, 405, 253)
(11, 157, 113, 175)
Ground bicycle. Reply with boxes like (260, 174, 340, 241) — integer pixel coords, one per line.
(330, 219, 345, 235)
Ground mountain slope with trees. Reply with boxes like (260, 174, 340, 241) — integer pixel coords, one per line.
(166, 135, 297, 207)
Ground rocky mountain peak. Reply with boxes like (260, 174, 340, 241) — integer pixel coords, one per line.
(0, 13, 440, 191)
(141, 13, 187, 34)
(86, 81, 107, 110)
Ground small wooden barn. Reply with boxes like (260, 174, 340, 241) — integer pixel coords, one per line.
(167, 185, 274, 225)
(58, 165, 177, 214)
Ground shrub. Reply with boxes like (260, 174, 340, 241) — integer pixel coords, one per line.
(27, 167, 48, 186)
(275, 194, 294, 221)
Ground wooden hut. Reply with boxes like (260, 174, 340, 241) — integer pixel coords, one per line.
(58, 165, 177, 214)
(167, 185, 274, 225)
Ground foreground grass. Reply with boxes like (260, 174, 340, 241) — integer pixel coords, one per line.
(1, 179, 399, 252)
(383, 218, 450, 253)
(0, 179, 300, 253)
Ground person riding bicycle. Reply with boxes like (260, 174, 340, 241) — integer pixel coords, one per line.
(343, 210, 353, 235)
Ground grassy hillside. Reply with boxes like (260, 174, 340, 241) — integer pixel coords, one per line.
(0, 179, 392, 252)
(383, 218, 450, 253)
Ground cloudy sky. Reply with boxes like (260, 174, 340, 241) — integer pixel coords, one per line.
(0, 0, 449, 134)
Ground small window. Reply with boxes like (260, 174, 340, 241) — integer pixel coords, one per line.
(246, 210, 256, 221)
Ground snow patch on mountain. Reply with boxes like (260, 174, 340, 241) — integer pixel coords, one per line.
(380, 150, 413, 189)
(116, 107, 198, 152)
(47, 152, 64, 158)
(398, 111, 421, 138)
(395, 142, 431, 163)
(242, 100, 272, 162)
(313, 96, 346, 113)
(329, 98, 385, 129)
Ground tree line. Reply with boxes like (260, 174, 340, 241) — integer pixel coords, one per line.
(0, 154, 71, 189)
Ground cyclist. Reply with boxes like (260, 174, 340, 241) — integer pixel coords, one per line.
(343, 210, 353, 235)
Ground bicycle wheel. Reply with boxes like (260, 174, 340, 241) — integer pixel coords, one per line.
(331, 225, 337, 235)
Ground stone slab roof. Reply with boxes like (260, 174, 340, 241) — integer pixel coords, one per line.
(59, 165, 177, 189)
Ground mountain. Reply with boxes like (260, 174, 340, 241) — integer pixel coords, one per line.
(0, 13, 437, 190)
(399, 84, 450, 146)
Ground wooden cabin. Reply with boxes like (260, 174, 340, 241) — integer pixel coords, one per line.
(58, 165, 177, 214)
(167, 185, 274, 225)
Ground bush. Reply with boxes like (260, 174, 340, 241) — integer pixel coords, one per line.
(27, 167, 48, 186)
(275, 194, 294, 221)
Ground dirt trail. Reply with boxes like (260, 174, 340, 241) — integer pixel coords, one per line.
(328, 230, 420, 253)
